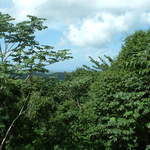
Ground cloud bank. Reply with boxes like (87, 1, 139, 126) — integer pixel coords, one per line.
(1, 0, 150, 71)
(3, 0, 149, 49)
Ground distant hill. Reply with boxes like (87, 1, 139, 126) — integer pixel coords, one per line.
(11, 72, 66, 80)
(52, 72, 66, 80)
(33, 72, 66, 80)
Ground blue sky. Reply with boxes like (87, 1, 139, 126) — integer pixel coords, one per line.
(1, 0, 150, 71)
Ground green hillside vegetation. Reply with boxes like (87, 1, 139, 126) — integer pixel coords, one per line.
(1, 12, 150, 150)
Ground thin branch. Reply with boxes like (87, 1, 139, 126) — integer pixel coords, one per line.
(6, 43, 16, 53)
(76, 99, 81, 109)
(4, 38, 8, 54)
(0, 42, 2, 53)
(0, 42, 4, 62)
(3, 51, 14, 62)
(0, 94, 30, 150)
(0, 72, 31, 150)
(3, 42, 22, 62)
(24, 74, 31, 82)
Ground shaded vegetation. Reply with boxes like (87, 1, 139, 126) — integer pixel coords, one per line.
(1, 12, 150, 150)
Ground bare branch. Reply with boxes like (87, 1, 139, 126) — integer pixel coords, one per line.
(0, 94, 30, 150)
(6, 43, 16, 54)
(0, 42, 4, 62)
(3, 42, 22, 62)
(4, 38, 8, 54)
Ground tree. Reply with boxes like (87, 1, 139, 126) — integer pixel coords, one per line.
(83, 55, 113, 72)
(0, 12, 72, 150)
(44, 29, 150, 149)
(83, 30, 150, 149)
(117, 30, 150, 75)
(0, 12, 71, 76)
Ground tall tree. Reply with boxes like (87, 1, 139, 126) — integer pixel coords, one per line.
(0, 12, 71, 76)
(0, 12, 72, 150)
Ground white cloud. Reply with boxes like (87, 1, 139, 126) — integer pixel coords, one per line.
(9, 0, 150, 22)
(11, 0, 47, 20)
(65, 13, 129, 48)
(2, 0, 150, 49)
(2, 0, 150, 71)
(65, 11, 150, 48)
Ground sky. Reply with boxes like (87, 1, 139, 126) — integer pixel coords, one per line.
(1, 0, 150, 71)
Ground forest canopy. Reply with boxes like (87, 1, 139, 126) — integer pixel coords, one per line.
(0, 13, 150, 150)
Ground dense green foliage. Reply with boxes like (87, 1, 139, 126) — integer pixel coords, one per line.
(1, 13, 150, 149)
